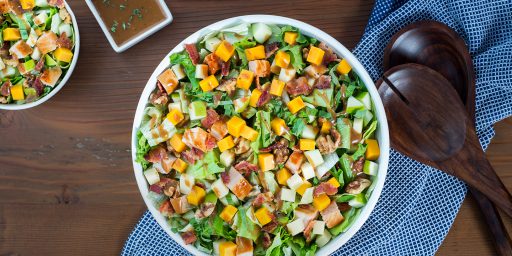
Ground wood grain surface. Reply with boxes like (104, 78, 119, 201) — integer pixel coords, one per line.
(0, 1, 510, 255)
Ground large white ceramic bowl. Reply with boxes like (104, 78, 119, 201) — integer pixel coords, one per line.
(132, 15, 389, 255)
(0, 1, 80, 110)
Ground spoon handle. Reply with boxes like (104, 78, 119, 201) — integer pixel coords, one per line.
(469, 187, 512, 256)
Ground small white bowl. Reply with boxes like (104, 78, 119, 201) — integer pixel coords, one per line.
(85, 0, 173, 53)
(131, 15, 390, 256)
(0, 1, 80, 111)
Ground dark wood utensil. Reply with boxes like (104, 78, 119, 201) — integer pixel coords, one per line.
(383, 20, 512, 256)
(376, 64, 512, 218)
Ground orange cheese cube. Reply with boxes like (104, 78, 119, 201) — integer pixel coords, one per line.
(167, 108, 184, 125)
(199, 75, 219, 92)
(299, 139, 316, 151)
(269, 79, 285, 96)
(337, 59, 352, 75)
(236, 69, 254, 90)
(327, 177, 341, 188)
(220, 205, 238, 223)
(313, 194, 331, 211)
(217, 135, 235, 152)
(219, 241, 237, 256)
(240, 126, 259, 142)
(172, 158, 188, 173)
(20, 0, 35, 9)
(296, 181, 312, 196)
(214, 40, 235, 62)
(284, 32, 298, 45)
(157, 69, 179, 94)
(249, 88, 262, 107)
(245, 45, 266, 61)
(287, 97, 305, 114)
(186, 185, 206, 206)
(321, 120, 332, 134)
(271, 117, 287, 136)
(3, 28, 20, 41)
(365, 139, 380, 160)
(276, 168, 292, 185)
(10, 84, 24, 101)
(255, 207, 272, 225)
(227, 116, 246, 137)
(274, 51, 290, 68)
(307, 45, 325, 66)
(169, 133, 187, 153)
(258, 153, 275, 172)
(54, 48, 73, 63)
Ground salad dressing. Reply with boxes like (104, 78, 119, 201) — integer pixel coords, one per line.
(91, 0, 166, 45)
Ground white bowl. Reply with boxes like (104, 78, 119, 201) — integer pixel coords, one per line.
(131, 15, 390, 255)
(0, 1, 80, 111)
(85, 0, 173, 53)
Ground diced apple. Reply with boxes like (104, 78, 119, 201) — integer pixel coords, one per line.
(301, 125, 318, 139)
(363, 160, 379, 176)
(280, 188, 296, 202)
(212, 178, 230, 198)
(179, 173, 195, 195)
(315, 153, 339, 179)
(220, 149, 235, 167)
(315, 229, 332, 247)
(299, 187, 314, 204)
(143, 167, 160, 185)
(171, 64, 186, 80)
(356, 92, 372, 110)
(353, 118, 363, 135)
(304, 150, 324, 167)
(287, 218, 305, 236)
(189, 101, 207, 120)
(205, 37, 222, 52)
(287, 173, 303, 190)
(346, 96, 365, 114)
(312, 221, 325, 235)
(251, 23, 272, 43)
(279, 67, 296, 83)
(301, 162, 315, 180)
(195, 64, 209, 79)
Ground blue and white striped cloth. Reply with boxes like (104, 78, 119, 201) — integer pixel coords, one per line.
(122, 0, 512, 254)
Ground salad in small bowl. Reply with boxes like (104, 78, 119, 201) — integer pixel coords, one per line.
(0, 0, 79, 110)
(132, 15, 389, 256)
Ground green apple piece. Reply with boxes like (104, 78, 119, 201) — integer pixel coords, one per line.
(363, 110, 373, 127)
(251, 23, 272, 43)
(348, 193, 367, 208)
(313, 88, 333, 108)
(204, 192, 218, 204)
(363, 160, 378, 176)
(170, 92, 180, 102)
(346, 96, 365, 114)
(242, 107, 257, 119)
(315, 229, 332, 247)
(233, 96, 250, 113)
(337, 118, 352, 149)
(143, 167, 160, 185)
(220, 150, 235, 167)
(205, 37, 221, 52)
(301, 124, 318, 139)
(177, 89, 189, 114)
(353, 118, 363, 135)
(168, 102, 181, 112)
(355, 92, 372, 110)
(189, 101, 207, 120)
(304, 149, 324, 168)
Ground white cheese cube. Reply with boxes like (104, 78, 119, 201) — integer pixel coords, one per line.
(171, 64, 186, 80)
(280, 188, 296, 202)
(287, 218, 305, 236)
(312, 220, 325, 235)
(301, 162, 315, 180)
(212, 178, 229, 198)
(287, 173, 303, 190)
(279, 67, 296, 83)
(299, 187, 314, 204)
(305, 150, 324, 168)
(143, 167, 160, 185)
(179, 173, 195, 195)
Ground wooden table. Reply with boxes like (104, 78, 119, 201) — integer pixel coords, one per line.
(0, 0, 509, 255)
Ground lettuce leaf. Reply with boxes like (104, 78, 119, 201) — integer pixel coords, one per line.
(351, 144, 367, 160)
(135, 130, 151, 170)
(235, 207, 260, 241)
(186, 150, 224, 180)
(280, 45, 305, 73)
(189, 218, 214, 253)
(170, 52, 199, 91)
(212, 213, 236, 241)
(363, 120, 378, 140)
(234, 38, 257, 69)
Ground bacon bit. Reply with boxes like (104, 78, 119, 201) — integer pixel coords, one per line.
(260, 139, 289, 164)
(181, 231, 197, 245)
(314, 182, 338, 197)
(0, 80, 10, 96)
(144, 146, 167, 163)
(156, 81, 165, 93)
(265, 42, 279, 58)
(221, 171, 230, 184)
(234, 161, 259, 177)
(304, 220, 316, 242)
(262, 218, 278, 233)
(352, 157, 365, 173)
(213, 92, 223, 106)
(149, 184, 163, 194)
(191, 147, 204, 159)
(315, 75, 331, 89)
(195, 202, 215, 218)
(35, 58, 45, 72)
(221, 59, 231, 76)
(262, 232, 272, 249)
(184, 44, 200, 65)
(201, 109, 220, 129)
(48, 0, 65, 8)
(256, 87, 271, 107)
(56, 33, 72, 49)
(318, 42, 338, 66)
(249, 60, 271, 77)
(181, 150, 196, 164)
(216, 78, 236, 96)
(286, 77, 313, 97)
(205, 135, 217, 151)
(204, 53, 221, 75)
(337, 202, 351, 212)
(159, 200, 174, 216)
(210, 120, 228, 140)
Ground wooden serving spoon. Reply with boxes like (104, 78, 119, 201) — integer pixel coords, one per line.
(383, 21, 512, 255)
(376, 64, 512, 218)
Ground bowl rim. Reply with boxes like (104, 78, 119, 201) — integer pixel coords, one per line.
(85, 0, 173, 53)
(131, 14, 390, 256)
(0, 1, 80, 111)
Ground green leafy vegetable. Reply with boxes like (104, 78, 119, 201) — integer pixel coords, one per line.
(363, 120, 378, 140)
(212, 214, 236, 240)
(170, 52, 199, 90)
(234, 38, 257, 69)
(135, 130, 151, 169)
(186, 150, 225, 180)
(235, 207, 260, 241)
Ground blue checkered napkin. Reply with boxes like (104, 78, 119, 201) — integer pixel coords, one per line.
(122, 0, 512, 255)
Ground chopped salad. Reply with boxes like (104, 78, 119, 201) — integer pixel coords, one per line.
(0, 0, 76, 105)
(136, 22, 380, 256)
